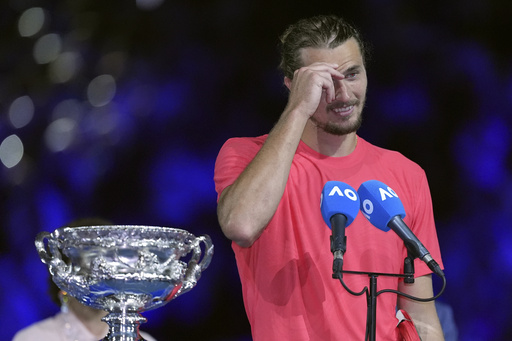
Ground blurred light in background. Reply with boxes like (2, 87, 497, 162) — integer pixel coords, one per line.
(44, 118, 78, 152)
(0, 135, 24, 168)
(85, 104, 120, 136)
(52, 99, 84, 121)
(87, 74, 117, 107)
(49, 51, 82, 83)
(33, 33, 62, 64)
(8, 95, 34, 129)
(18, 7, 46, 37)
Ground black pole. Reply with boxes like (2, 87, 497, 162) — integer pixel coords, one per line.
(368, 275, 378, 341)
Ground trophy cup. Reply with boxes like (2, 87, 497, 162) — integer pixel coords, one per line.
(35, 225, 214, 340)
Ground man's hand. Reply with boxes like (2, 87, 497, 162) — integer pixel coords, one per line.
(284, 62, 344, 119)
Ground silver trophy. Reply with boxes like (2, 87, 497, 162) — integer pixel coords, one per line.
(35, 225, 214, 340)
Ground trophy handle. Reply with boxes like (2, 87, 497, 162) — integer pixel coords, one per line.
(194, 234, 214, 271)
(178, 234, 214, 297)
(35, 231, 55, 264)
(35, 231, 68, 270)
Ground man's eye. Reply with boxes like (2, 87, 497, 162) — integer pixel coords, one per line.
(346, 72, 357, 79)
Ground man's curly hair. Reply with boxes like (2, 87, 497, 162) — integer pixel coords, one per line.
(278, 15, 369, 79)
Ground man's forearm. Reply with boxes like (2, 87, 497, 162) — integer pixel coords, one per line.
(398, 276, 445, 341)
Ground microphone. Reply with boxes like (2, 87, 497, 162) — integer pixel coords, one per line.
(320, 181, 360, 276)
(357, 180, 444, 278)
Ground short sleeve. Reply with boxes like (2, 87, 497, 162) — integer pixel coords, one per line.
(213, 136, 266, 201)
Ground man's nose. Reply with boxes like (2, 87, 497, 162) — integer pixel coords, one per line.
(334, 80, 350, 101)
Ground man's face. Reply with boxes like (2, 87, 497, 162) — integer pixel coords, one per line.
(301, 38, 368, 136)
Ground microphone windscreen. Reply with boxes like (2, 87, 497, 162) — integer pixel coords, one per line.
(320, 181, 360, 229)
(357, 180, 406, 232)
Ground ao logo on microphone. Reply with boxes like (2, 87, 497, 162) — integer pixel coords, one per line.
(361, 185, 398, 219)
(328, 185, 358, 202)
(321, 181, 361, 229)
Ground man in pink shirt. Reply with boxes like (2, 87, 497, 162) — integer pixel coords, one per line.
(215, 14, 445, 340)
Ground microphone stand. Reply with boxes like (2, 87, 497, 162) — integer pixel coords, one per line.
(332, 251, 418, 341)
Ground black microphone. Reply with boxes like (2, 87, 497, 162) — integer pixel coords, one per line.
(320, 181, 360, 276)
(357, 180, 444, 278)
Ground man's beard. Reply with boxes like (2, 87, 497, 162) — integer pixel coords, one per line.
(310, 107, 364, 136)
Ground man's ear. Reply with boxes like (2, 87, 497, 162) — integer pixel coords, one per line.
(284, 76, 292, 91)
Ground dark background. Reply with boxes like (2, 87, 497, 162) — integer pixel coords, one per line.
(1, 0, 512, 340)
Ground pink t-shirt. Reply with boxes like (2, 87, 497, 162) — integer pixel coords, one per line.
(214, 135, 443, 341)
